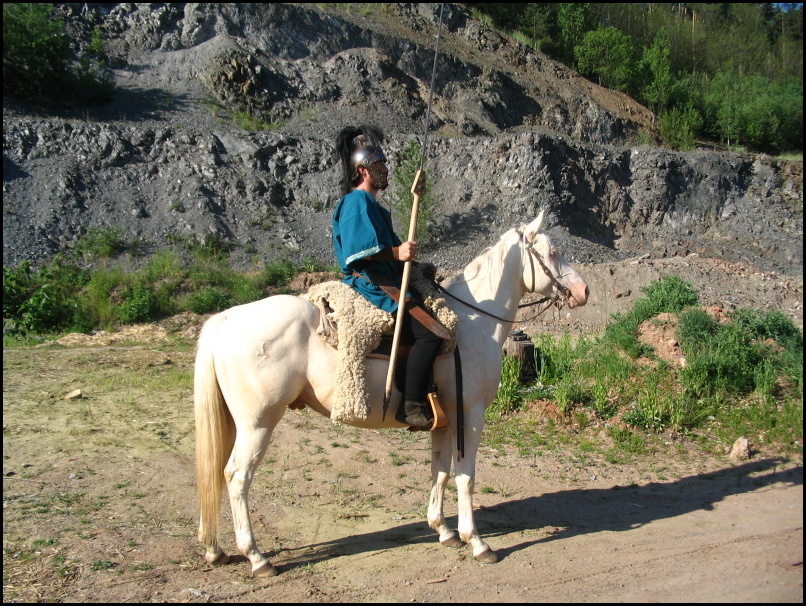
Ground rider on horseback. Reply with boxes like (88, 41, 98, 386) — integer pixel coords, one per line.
(332, 124, 445, 429)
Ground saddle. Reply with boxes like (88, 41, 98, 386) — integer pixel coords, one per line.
(301, 268, 458, 425)
(352, 270, 452, 340)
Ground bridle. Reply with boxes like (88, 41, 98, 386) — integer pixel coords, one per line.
(519, 228, 571, 302)
(433, 229, 572, 325)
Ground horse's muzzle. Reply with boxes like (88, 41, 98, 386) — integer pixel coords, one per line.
(566, 284, 589, 308)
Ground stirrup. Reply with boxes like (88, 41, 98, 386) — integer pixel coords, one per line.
(427, 392, 448, 431)
(405, 393, 448, 432)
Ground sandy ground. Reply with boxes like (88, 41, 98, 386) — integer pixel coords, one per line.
(2, 256, 803, 603)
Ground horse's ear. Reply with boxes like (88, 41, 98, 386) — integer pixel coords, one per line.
(523, 209, 546, 241)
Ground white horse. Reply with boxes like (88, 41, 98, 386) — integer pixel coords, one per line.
(194, 210, 589, 576)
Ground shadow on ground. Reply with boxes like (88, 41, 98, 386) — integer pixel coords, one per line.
(238, 457, 800, 570)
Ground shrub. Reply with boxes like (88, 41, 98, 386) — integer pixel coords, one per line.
(3, 258, 87, 335)
(118, 285, 158, 324)
(677, 308, 720, 354)
(73, 226, 127, 261)
(3, 3, 114, 106)
(261, 259, 298, 288)
(389, 140, 436, 250)
(3, 4, 69, 100)
(659, 106, 703, 151)
(678, 307, 802, 400)
(11, 282, 78, 334)
(605, 276, 698, 358)
(489, 356, 523, 417)
(574, 27, 636, 92)
(181, 287, 234, 314)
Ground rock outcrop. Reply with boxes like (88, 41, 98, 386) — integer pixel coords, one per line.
(3, 3, 802, 276)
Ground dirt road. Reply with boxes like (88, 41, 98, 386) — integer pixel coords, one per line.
(3, 255, 803, 602)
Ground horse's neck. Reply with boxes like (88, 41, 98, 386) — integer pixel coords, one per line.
(446, 253, 525, 346)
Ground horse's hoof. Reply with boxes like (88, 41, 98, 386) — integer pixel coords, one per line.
(252, 561, 279, 577)
(440, 535, 465, 549)
(205, 551, 230, 566)
(474, 549, 499, 564)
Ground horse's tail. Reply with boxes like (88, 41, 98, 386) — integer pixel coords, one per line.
(194, 313, 235, 551)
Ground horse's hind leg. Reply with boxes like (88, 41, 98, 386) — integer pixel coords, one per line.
(225, 424, 278, 577)
(428, 429, 464, 548)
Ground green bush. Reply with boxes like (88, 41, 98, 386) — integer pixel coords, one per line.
(3, 4, 69, 100)
(574, 27, 636, 92)
(118, 284, 158, 324)
(489, 356, 523, 417)
(534, 332, 582, 384)
(658, 106, 703, 151)
(261, 259, 298, 288)
(181, 286, 234, 314)
(554, 377, 587, 414)
(73, 226, 127, 261)
(523, 276, 800, 449)
(605, 276, 699, 358)
(11, 282, 78, 334)
(700, 72, 803, 153)
(3, 262, 35, 320)
(676, 308, 720, 354)
(3, 257, 87, 335)
(679, 307, 802, 399)
(3, 3, 114, 106)
(389, 140, 436, 250)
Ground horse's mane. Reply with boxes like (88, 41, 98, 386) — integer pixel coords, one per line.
(445, 227, 521, 292)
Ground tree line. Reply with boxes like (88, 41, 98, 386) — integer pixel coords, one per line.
(468, 3, 803, 153)
(3, 3, 802, 154)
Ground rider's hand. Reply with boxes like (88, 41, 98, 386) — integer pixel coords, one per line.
(394, 241, 418, 262)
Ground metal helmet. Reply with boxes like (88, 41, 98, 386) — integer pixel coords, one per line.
(350, 142, 387, 177)
(350, 136, 388, 189)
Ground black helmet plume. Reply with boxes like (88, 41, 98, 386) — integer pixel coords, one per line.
(335, 124, 385, 195)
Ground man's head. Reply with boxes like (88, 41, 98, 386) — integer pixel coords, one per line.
(351, 137, 388, 191)
(336, 125, 387, 195)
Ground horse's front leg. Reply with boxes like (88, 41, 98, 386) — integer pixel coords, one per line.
(428, 429, 464, 548)
(225, 425, 278, 577)
(454, 413, 499, 564)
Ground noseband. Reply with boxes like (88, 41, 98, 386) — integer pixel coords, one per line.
(434, 229, 571, 325)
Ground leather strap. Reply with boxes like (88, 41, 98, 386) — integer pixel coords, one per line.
(454, 347, 464, 460)
(352, 271, 451, 340)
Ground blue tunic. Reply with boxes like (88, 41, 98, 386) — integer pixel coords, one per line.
(332, 189, 405, 314)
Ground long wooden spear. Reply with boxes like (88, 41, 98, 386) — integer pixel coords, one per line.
(384, 3, 445, 416)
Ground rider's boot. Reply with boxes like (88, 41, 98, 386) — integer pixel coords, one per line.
(398, 400, 433, 429)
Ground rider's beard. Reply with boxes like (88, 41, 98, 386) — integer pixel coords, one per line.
(368, 166, 388, 190)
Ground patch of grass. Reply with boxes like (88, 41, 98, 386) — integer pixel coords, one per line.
(483, 414, 556, 456)
(499, 276, 802, 456)
(31, 538, 60, 548)
(389, 451, 413, 466)
(232, 110, 283, 132)
(488, 356, 524, 418)
(604, 276, 699, 358)
(3, 230, 331, 339)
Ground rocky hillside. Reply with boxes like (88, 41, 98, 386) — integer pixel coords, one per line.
(2, 3, 803, 276)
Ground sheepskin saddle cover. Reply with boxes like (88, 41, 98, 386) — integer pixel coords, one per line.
(300, 268, 458, 424)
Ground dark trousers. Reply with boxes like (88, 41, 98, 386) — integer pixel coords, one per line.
(400, 304, 444, 403)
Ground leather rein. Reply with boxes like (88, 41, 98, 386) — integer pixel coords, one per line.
(433, 229, 572, 325)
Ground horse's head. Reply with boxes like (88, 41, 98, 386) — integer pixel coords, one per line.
(518, 211, 589, 309)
